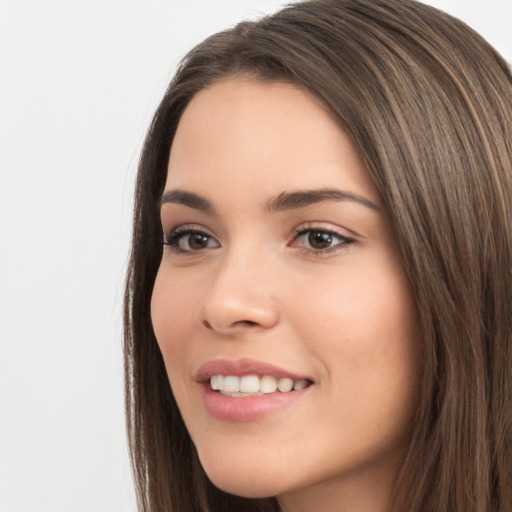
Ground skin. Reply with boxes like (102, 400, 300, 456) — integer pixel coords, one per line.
(151, 79, 422, 512)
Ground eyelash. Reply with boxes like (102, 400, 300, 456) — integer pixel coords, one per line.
(163, 225, 218, 254)
(291, 225, 355, 254)
(162, 224, 355, 255)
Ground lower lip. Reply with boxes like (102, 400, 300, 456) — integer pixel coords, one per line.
(200, 384, 311, 421)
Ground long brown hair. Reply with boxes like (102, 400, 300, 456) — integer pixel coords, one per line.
(124, 1, 512, 510)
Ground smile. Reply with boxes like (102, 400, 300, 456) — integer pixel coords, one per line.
(210, 374, 310, 396)
(196, 359, 314, 421)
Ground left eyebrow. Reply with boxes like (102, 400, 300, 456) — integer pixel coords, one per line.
(266, 188, 381, 212)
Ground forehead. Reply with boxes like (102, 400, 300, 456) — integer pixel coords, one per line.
(166, 79, 379, 205)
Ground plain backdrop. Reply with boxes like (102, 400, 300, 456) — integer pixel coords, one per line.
(0, 1, 510, 511)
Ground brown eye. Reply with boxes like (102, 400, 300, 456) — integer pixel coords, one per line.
(308, 231, 333, 249)
(291, 228, 354, 253)
(164, 229, 219, 253)
(188, 233, 211, 250)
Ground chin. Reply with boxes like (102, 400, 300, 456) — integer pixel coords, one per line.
(197, 451, 287, 499)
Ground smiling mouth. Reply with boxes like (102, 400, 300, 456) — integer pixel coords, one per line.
(210, 374, 312, 397)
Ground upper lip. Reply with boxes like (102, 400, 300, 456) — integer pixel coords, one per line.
(195, 358, 313, 383)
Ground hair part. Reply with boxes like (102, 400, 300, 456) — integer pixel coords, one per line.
(124, 1, 512, 510)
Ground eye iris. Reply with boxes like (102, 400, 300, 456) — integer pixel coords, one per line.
(188, 233, 210, 250)
(308, 231, 332, 249)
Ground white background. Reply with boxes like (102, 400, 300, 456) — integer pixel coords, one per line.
(0, 1, 510, 511)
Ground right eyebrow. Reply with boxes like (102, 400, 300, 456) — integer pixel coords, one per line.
(159, 189, 214, 214)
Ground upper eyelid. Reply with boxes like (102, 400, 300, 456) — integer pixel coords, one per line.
(164, 223, 215, 236)
(162, 221, 358, 244)
(292, 221, 358, 238)
(291, 227, 353, 244)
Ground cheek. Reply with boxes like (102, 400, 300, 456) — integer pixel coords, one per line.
(304, 257, 419, 351)
(150, 268, 198, 374)
(292, 262, 421, 415)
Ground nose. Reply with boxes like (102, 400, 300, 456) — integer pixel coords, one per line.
(199, 250, 279, 336)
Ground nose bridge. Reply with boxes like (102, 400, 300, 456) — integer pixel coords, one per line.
(199, 240, 279, 333)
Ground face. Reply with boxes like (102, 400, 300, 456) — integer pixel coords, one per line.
(151, 79, 421, 510)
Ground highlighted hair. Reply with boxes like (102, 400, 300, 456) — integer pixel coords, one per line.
(124, 1, 512, 510)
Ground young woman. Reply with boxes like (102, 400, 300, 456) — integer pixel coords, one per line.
(124, 1, 512, 510)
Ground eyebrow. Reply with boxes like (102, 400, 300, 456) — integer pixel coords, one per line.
(266, 188, 380, 212)
(159, 189, 214, 213)
(159, 187, 380, 213)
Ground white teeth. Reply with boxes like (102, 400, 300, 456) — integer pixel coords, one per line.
(240, 375, 260, 393)
(260, 375, 277, 393)
(209, 374, 310, 395)
(293, 379, 309, 391)
(223, 376, 240, 393)
(277, 377, 294, 392)
(210, 375, 224, 391)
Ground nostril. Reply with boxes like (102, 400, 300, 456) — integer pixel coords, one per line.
(238, 320, 258, 327)
(202, 319, 259, 331)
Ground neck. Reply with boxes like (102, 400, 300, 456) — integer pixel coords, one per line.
(277, 454, 400, 512)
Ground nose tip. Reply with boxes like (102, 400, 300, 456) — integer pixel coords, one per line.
(199, 275, 279, 336)
(201, 299, 279, 335)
